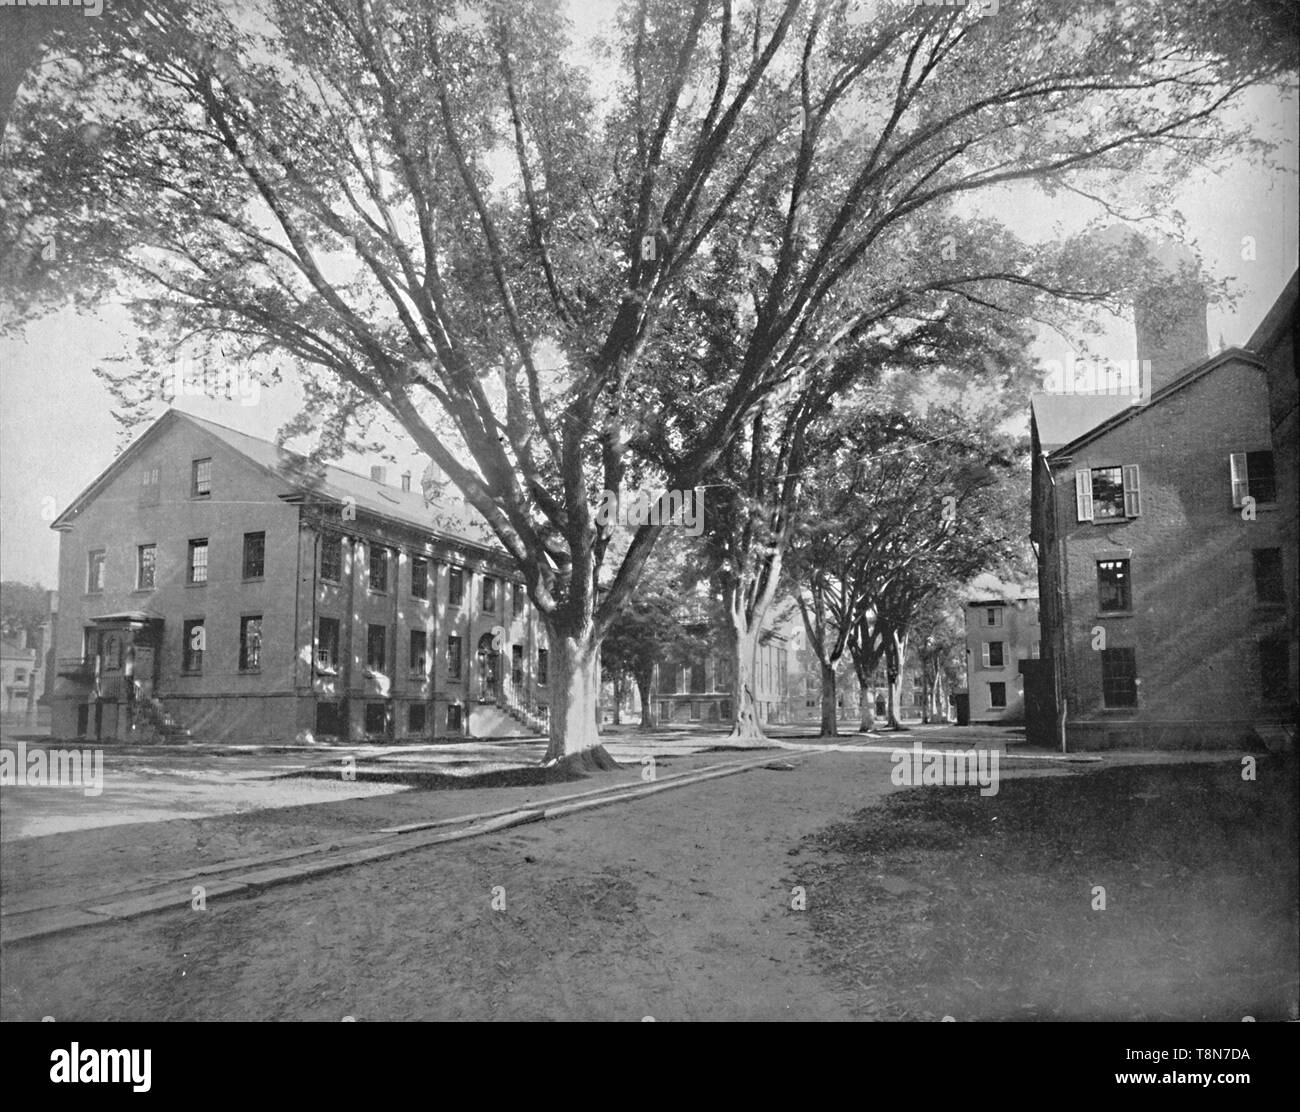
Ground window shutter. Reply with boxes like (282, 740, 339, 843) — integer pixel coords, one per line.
(1123, 465, 1141, 517)
(1075, 469, 1093, 522)
(981, 643, 991, 668)
(1229, 453, 1248, 507)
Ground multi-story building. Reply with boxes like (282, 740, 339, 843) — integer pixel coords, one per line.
(1028, 272, 1295, 749)
(613, 603, 800, 727)
(1250, 271, 1298, 717)
(49, 410, 548, 743)
(1, 636, 38, 717)
(963, 591, 1040, 723)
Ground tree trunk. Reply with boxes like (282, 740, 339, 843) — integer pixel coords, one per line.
(886, 629, 907, 730)
(920, 669, 932, 724)
(725, 618, 766, 745)
(636, 672, 656, 729)
(543, 635, 617, 770)
(858, 676, 875, 732)
(819, 661, 838, 737)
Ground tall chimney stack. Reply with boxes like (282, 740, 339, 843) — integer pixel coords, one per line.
(1132, 237, 1208, 395)
(370, 465, 387, 485)
(401, 471, 411, 492)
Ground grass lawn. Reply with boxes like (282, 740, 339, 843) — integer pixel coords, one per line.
(801, 757, 1299, 1021)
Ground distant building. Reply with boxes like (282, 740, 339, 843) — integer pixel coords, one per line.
(963, 592, 1039, 723)
(1029, 269, 1294, 749)
(1, 636, 38, 716)
(49, 410, 547, 743)
(647, 624, 794, 726)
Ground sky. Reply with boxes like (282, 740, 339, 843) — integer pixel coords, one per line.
(0, 13, 1296, 590)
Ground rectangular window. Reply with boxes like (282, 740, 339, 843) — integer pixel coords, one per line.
(513, 583, 525, 615)
(447, 635, 462, 681)
(191, 457, 212, 498)
(139, 465, 160, 506)
(1077, 465, 1141, 521)
(537, 647, 549, 686)
(320, 534, 342, 582)
(369, 545, 388, 592)
(690, 701, 701, 721)
(512, 645, 524, 687)
(409, 630, 428, 677)
(243, 531, 265, 579)
(1259, 639, 1289, 702)
(364, 702, 387, 736)
(985, 607, 1002, 627)
(1101, 647, 1138, 708)
(988, 641, 1004, 668)
(411, 556, 429, 600)
(1097, 559, 1131, 612)
(366, 623, 386, 673)
(182, 619, 205, 674)
(408, 703, 427, 733)
(239, 615, 262, 671)
(448, 566, 464, 607)
(87, 549, 105, 594)
(188, 539, 208, 584)
(1231, 451, 1277, 506)
(482, 575, 496, 612)
(1247, 451, 1276, 504)
(1090, 466, 1125, 519)
(1253, 548, 1285, 604)
(137, 544, 156, 590)
(317, 617, 340, 673)
(989, 682, 1007, 708)
(1032, 641, 1041, 660)
(446, 703, 463, 733)
(315, 701, 345, 736)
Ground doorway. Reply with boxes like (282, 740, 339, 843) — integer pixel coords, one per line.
(477, 633, 501, 703)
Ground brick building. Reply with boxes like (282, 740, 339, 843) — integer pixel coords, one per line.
(1248, 271, 1299, 718)
(49, 410, 548, 743)
(1029, 272, 1295, 749)
(963, 591, 1039, 723)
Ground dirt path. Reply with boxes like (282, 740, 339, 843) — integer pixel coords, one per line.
(1, 750, 907, 1021)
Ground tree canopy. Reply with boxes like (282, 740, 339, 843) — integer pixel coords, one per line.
(2, 0, 1291, 757)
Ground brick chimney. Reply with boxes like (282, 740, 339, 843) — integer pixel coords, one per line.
(370, 465, 387, 485)
(401, 471, 411, 492)
(1131, 238, 1209, 395)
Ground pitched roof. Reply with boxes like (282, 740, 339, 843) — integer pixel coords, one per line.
(1, 639, 35, 658)
(1246, 269, 1298, 355)
(1030, 393, 1136, 452)
(52, 409, 501, 554)
(181, 413, 498, 549)
(1036, 347, 1265, 460)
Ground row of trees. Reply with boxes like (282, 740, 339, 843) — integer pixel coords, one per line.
(788, 398, 1025, 736)
(3, 0, 1289, 764)
(598, 385, 1027, 738)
